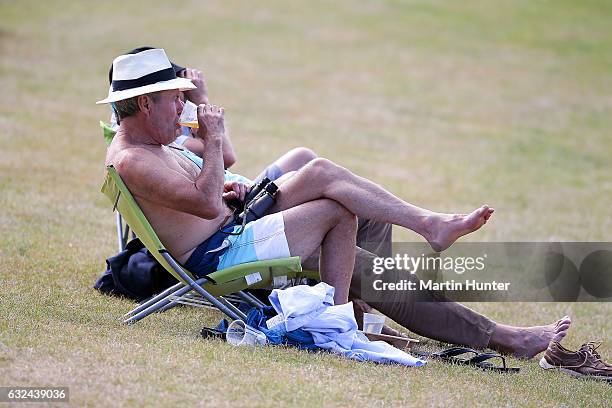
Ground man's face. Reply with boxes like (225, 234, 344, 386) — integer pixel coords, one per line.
(148, 89, 184, 144)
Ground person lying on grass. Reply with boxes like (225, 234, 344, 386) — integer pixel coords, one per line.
(100, 48, 571, 359)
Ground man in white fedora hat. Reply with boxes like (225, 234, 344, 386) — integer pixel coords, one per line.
(102, 46, 398, 334)
(101, 48, 570, 358)
(98, 48, 193, 103)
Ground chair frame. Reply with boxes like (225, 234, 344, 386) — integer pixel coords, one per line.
(102, 165, 317, 324)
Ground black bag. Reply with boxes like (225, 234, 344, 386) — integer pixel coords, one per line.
(93, 238, 178, 301)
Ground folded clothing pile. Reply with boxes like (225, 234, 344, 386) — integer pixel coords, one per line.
(217, 283, 426, 367)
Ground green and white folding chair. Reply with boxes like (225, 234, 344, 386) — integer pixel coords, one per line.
(101, 165, 319, 324)
(100, 121, 134, 252)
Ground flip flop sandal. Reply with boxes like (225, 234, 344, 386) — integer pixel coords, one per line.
(412, 346, 479, 364)
(413, 347, 520, 373)
(465, 353, 520, 373)
(200, 326, 226, 341)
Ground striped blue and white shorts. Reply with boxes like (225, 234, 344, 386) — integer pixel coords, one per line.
(184, 212, 291, 276)
(218, 212, 291, 269)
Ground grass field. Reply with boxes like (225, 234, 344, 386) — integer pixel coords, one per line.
(1, 1, 611, 406)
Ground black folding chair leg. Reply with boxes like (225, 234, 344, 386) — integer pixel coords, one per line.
(217, 296, 247, 321)
(124, 284, 194, 324)
(116, 212, 126, 252)
(162, 253, 243, 321)
(124, 281, 187, 318)
(238, 291, 267, 308)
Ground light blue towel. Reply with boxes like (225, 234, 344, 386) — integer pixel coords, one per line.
(268, 283, 426, 367)
(268, 282, 334, 331)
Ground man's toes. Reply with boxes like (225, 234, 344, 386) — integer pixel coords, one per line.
(476, 205, 493, 218)
(557, 322, 571, 332)
(553, 329, 569, 343)
(469, 207, 487, 223)
(556, 316, 571, 326)
(558, 317, 572, 328)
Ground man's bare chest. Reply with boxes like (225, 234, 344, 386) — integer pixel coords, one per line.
(158, 146, 200, 180)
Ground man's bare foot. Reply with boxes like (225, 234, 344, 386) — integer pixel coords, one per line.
(425, 205, 494, 252)
(491, 316, 572, 359)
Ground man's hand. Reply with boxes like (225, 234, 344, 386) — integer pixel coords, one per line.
(197, 104, 225, 143)
(179, 68, 209, 105)
(222, 181, 250, 202)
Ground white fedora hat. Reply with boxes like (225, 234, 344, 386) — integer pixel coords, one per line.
(96, 48, 195, 104)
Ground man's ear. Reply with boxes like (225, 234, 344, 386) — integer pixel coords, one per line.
(137, 95, 152, 116)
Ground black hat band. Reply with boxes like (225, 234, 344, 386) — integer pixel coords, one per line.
(112, 67, 176, 92)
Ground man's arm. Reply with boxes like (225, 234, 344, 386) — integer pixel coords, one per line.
(181, 130, 236, 169)
(220, 122, 236, 168)
(117, 105, 227, 219)
(179, 68, 237, 168)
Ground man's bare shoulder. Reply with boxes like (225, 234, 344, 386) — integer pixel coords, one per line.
(110, 145, 167, 181)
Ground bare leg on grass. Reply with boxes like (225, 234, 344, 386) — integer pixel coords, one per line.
(348, 246, 572, 358)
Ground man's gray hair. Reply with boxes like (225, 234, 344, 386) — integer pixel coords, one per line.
(113, 92, 162, 121)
